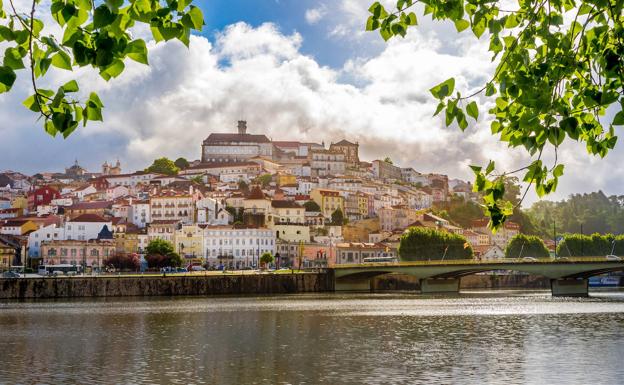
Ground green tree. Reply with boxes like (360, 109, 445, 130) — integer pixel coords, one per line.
(225, 205, 243, 223)
(0, 0, 204, 137)
(303, 200, 321, 212)
(331, 208, 346, 226)
(505, 234, 550, 259)
(174, 157, 190, 170)
(145, 157, 179, 175)
(145, 238, 175, 256)
(441, 196, 485, 228)
(383, 156, 393, 164)
(398, 227, 473, 261)
(168, 252, 184, 267)
(527, 191, 624, 236)
(254, 173, 273, 187)
(367, 0, 624, 231)
(237, 179, 249, 194)
(556, 233, 624, 257)
(260, 252, 274, 267)
(190, 175, 204, 184)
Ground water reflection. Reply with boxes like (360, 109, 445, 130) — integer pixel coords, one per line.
(1, 291, 623, 384)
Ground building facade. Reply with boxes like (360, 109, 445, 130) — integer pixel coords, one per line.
(201, 121, 273, 163)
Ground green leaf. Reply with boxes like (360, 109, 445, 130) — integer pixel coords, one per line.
(429, 78, 455, 99)
(368, 2, 388, 18)
(0, 65, 16, 92)
(105, 0, 124, 12)
(552, 164, 564, 178)
(548, 127, 565, 146)
(613, 111, 624, 126)
(51, 51, 72, 70)
(45, 120, 58, 137)
(406, 12, 417, 26)
(22, 94, 41, 112)
(62, 80, 79, 92)
(366, 16, 380, 31)
(466, 101, 479, 121)
(454, 19, 469, 32)
(125, 39, 148, 65)
(3, 47, 25, 70)
(186, 6, 204, 30)
(89, 92, 104, 108)
(99, 59, 125, 81)
(433, 101, 445, 116)
(485, 160, 495, 175)
(93, 5, 116, 29)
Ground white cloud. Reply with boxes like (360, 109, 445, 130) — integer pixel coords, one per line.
(305, 6, 327, 25)
(1, 9, 622, 205)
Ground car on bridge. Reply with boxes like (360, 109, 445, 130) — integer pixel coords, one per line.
(606, 255, 622, 261)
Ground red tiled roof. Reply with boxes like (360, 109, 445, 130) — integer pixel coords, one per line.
(332, 139, 357, 146)
(203, 133, 270, 144)
(271, 200, 301, 209)
(69, 214, 110, 223)
(67, 201, 112, 210)
(246, 186, 266, 200)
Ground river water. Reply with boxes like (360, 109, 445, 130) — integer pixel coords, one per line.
(1, 290, 624, 384)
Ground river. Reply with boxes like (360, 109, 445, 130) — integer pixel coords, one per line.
(1, 290, 624, 384)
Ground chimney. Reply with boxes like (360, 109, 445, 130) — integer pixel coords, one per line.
(237, 120, 247, 135)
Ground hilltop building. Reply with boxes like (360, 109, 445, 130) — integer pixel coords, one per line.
(201, 121, 272, 163)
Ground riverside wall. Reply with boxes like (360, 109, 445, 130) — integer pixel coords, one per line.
(0, 272, 554, 299)
(0, 273, 334, 300)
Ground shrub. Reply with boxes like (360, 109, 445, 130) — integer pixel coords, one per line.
(398, 227, 473, 261)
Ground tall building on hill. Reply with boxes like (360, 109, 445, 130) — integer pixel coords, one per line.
(102, 160, 122, 175)
(201, 121, 273, 163)
(329, 140, 359, 167)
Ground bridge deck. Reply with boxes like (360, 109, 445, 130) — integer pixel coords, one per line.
(332, 257, 619, 269)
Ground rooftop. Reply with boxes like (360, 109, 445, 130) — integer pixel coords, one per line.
(203, 133, 270, 144)
(69, 214, 111, 223)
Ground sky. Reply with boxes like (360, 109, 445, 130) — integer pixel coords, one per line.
(0, 0, 622, 205)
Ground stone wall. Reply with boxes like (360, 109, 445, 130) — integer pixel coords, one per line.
(0, 273, 334, 300)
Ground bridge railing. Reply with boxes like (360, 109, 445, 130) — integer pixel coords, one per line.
(332, 256, 618, 269)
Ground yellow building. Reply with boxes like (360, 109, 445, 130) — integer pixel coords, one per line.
(112, 221, 140, 254)
(11, 196, 28, 210)
(276, 173, 297, 187)
(310, 189, 345, 219)
(269, 200, 305, 224)
(271, 224, 310, 243)
(342, 218, 380, 242)
(174, 224, 205, 261)
(357, 193, 369, 217)
(0, 219, 38, 235)
(150, 191, 194, 224)
(0, 241, 14, 271)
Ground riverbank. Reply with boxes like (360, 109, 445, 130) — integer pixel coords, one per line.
(0, 273, 333, 299)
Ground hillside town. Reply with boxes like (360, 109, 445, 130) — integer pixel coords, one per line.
(0, 121, 521, 271)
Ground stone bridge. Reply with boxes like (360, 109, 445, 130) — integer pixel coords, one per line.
(329, 257, 624, 296)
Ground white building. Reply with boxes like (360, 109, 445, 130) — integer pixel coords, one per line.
(28, 224, 64, 258)
(201, 121, 273, 163)
(129, 199, 151, 228)
(65, 214, 112, 241)
(309, 149, 346, 177)
(203, 226, 275, 269)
